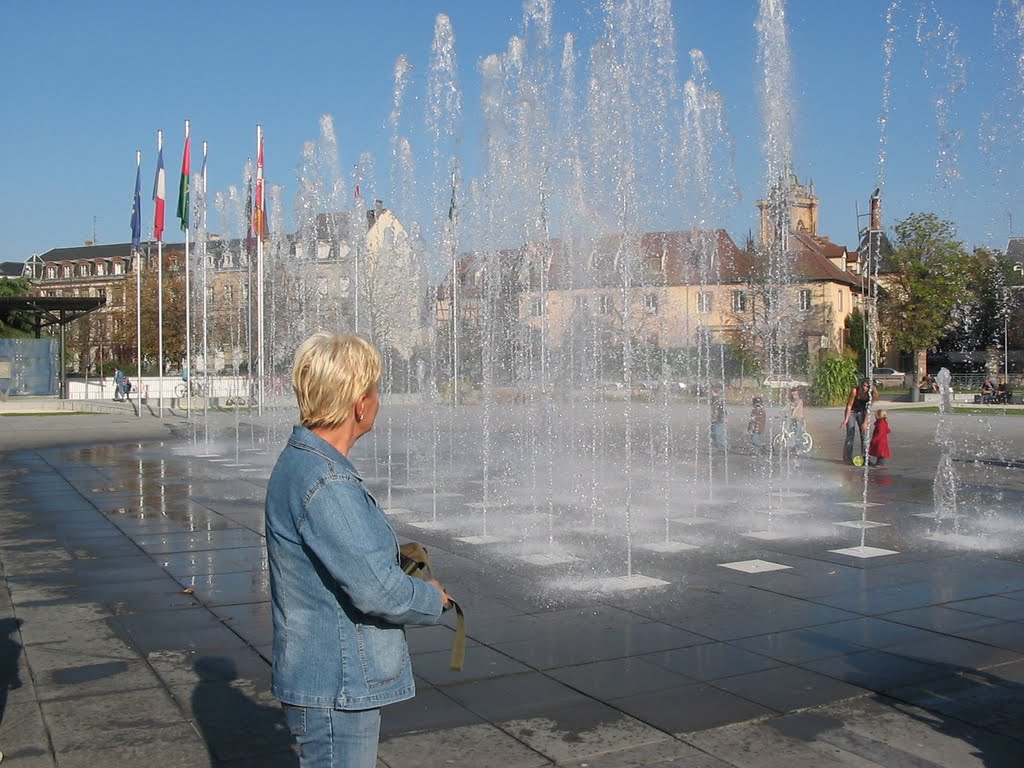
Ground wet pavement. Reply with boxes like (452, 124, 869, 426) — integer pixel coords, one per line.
(1, 407, 1023, 767)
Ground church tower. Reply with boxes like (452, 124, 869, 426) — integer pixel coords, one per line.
(756, 170, 819, 250)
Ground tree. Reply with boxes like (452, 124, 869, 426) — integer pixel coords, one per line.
(845, 306, 866, 372)
(877, 213, 972, 387)
(112, 250, 186, 373)
(938, 247, 1024, 358)
(0, 277, 35, 338)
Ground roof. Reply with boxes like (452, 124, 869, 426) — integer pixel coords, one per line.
(1008, 237, 1024, 261)
(0, 296, 106, 329)
(0, 261, 26, 278)
(37, 243, 184, 262)
(547, 229, 757, 289)
(788, 231, 864, 290)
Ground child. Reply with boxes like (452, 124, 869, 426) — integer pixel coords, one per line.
(868, 409, 891, 466)
(710, 384, 728, 452)
(787, 388, 805, 448)
(747, 396, 766, 453)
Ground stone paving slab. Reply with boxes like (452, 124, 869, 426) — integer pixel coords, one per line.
(1, 409, 1023, 766)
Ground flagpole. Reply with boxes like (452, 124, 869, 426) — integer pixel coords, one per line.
(182, 119, 192, 419)
(201, 140, 209, 438)
(256, 125, 265, 417)
(450, 171, 458, 406)
(134, 149, 143, 418)
(156, 129, 165, 418)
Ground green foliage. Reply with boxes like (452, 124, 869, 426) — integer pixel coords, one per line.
(0, 277, 35, 338)
(939, 246, 1023, 354)
(845, 306, 866, 371)
(811, 352, 859, 406)
(878, 213, 972, 358)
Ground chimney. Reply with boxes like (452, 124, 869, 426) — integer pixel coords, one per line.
(869, 188, 882, 231)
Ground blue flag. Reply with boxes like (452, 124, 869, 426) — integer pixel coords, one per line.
(130, 163, 142, 251)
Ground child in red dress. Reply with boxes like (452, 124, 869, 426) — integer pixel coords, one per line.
(868, 409, 891, 466)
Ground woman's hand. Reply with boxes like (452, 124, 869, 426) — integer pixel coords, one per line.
(428, 579, 450, 608)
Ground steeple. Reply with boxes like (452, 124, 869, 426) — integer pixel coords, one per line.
(756, 170, 819, 250)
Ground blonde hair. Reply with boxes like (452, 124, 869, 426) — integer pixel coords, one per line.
(875, 409, 888, 420)
(292, 332, 381, 429)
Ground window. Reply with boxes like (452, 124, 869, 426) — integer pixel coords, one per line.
(225, 285, 233, 302)
(599, 295, 613, 315)
(95, 262, 107, 276)
(731, 290, 747, 312)
(839, 290, 844, 311)
(697, 292, 712, 314)
(62, 265, 71, 278)
(530, 297, 543, 317)
(96, 288, 106, 302)
(799, 289, 812, 312)
(113, 261, 124, 275)
(45, 266, 55, 279)
(79, 263, 91, 277)
(240, 283, 249, 301)
(644, 293, 658, 315)
(573, 295, 588, 312)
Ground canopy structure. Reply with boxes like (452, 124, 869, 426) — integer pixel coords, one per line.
(0, 295, 106, 398)
(0, 296, 105, 337)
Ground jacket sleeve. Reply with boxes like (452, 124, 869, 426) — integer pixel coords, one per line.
(299, 477, 444, 627)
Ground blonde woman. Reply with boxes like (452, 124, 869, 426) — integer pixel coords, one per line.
(265, 332, 448, 767)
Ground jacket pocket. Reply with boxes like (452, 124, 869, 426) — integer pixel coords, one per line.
(355, 622, 407, 688)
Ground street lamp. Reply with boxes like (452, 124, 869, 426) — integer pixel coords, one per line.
(1008, 263, 1023, 382)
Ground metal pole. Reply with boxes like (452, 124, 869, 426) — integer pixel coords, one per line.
(183, 119, 192, 418)
(157, 129, 165, 418)
(256, 125, 265, 417)
(136, 243, 142, 416)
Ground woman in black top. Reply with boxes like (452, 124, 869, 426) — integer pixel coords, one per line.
(842, 378, 877, 464)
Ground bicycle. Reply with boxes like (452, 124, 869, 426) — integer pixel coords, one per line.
(173, 378, 209, 399)
(772, 418, 813, 454)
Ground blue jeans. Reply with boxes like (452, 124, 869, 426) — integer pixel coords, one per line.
(283, 704, 381, 768)
(843, 410, 867, 462)
(712, 423, 728, 451)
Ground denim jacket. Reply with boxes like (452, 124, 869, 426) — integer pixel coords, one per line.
(265, 425, 443, 710)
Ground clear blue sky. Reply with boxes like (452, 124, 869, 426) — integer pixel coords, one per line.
(1, 0, 1020, 262)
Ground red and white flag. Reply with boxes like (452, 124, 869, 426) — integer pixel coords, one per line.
(152, 133, 166, 241)
(254, 128, 267, 240)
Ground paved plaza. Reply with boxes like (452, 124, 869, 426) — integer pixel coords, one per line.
(1, 403, 1023, 767)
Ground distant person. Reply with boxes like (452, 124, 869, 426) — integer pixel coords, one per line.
(264, 332, 448, 767)
(113, 368, 126, 401)
(747, 396, 766, 454)
(787, 387, 806, 448)
(997, 378, 1011, 404)
(842, 377, 877, 464)
(868, 409, 892, 467)
(981, 376, 996, 404)
(919, 374, 938, 394)
(710, 384, 728, 452)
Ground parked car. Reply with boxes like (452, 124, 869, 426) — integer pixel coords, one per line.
(871, 367, 907, 388)
(762, 375, 810, 389)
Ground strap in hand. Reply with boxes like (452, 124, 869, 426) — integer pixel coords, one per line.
(399, 542, 466, 671)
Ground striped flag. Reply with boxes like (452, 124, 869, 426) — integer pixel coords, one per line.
(254, 130, 267, 240)
(152, 139, 166, 242)
(177, 122, 190, 231)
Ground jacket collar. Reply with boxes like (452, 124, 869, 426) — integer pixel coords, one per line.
(287, 424, 363, 480)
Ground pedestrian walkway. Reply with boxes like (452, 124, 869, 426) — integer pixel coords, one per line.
(1, 413, 1023, 766)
